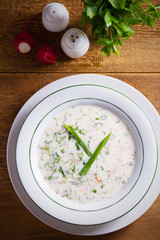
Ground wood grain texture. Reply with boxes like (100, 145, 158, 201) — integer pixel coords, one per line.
(0, 0, 160, 73)
(0, 73, 160, 239)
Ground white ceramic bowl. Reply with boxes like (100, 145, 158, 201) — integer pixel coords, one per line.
(8, 74, 160, 233)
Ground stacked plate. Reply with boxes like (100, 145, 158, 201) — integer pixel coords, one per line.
(7, 74, 160, 235)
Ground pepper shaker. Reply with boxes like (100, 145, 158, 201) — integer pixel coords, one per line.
(61, 28, 89, 58)
(42, 3, 69, 32)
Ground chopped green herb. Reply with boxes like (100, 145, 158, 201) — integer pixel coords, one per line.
(92, 189, 97, 193)
(44, 146, 50, 151)
(78, 151, 84, 161)
(68, 132, 72, 140)
(72, 166, 76, 173)
(54, 131, 66, 145)
(78, 129, 82, 134)
(52, 152, 60, 163)
(59, 166, 65, 177)
(78, 129, 85, 135)
(76, 142, 81, 150)
(48, 175, 52, 180)
(62, 194, 69, 198)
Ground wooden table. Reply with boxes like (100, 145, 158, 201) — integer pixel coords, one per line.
(0, 1, 160, 239)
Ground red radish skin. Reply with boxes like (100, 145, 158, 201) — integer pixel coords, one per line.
(37, 45, 57, 65)
(14, 16, 35, 54)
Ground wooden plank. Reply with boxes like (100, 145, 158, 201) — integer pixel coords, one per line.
(0, 195, 160, 240)
(0, 72, 160, 239)
(0, 0, 160, 73)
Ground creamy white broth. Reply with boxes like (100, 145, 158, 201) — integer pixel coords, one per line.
(37, 105, 136, 204)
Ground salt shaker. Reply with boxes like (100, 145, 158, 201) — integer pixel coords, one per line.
(42, 3, 69, 32)
(61, 28, 89, 58)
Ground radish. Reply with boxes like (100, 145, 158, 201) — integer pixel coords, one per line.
(14, 16, 35, 54)
(37, 44, 57, 65)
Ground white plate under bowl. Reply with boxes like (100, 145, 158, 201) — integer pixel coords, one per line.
(7, 74, 160, 234)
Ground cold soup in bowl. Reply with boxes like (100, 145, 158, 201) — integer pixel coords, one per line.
(37, 105, 136, 204)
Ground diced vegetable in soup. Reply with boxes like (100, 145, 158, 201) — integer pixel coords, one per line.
(37, 105, 136, 204)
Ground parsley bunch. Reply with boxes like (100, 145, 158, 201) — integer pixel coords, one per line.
(80, 0, 160, 56)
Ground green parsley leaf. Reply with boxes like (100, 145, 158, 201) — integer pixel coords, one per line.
(80, 0, 160, 56)
(104, 9, 112, 27)
(109, 0, 126, 9)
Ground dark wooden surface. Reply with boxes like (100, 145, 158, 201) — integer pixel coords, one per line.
(0, 0, 160, 239)
(1, 0, 160, 73)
